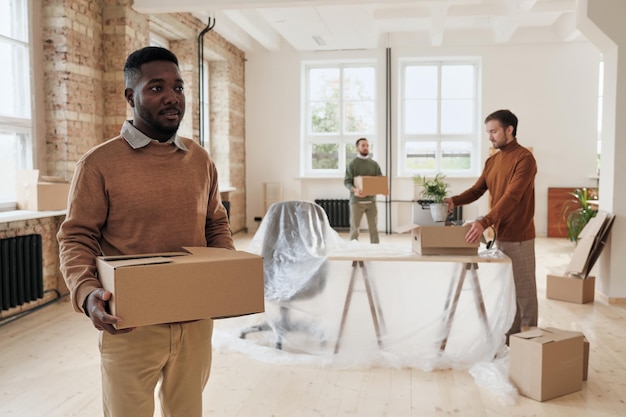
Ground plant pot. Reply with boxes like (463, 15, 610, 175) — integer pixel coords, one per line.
(430, 203, 449, 222)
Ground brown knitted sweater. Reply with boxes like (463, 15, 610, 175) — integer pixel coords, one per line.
(451, 140, 536, 242)
(57, 129, 234, 314)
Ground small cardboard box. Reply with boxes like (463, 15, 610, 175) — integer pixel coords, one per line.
(396, 224, 478, 256)
(97, 247, 265, 329)
(509, 327, 585, 402)
(16, 170, 70, 211)
(354, 176, 389, 196)
(546, 274, 595, 304)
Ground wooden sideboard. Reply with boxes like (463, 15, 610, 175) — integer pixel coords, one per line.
(547, 187, 597, 238)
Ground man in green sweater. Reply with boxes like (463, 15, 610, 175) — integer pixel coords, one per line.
(344, 137, 383, 243)
(58, 46, 234, 417)
(445, 109, 537, 341)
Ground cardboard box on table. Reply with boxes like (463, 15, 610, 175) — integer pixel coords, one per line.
(16, 169, 70, 211)
(546, 211, 615, 304)
(97, 247, 265, 329)
(509, 327, 586, 402)
(354, 176, 389, 196)
(396, 223, 478, 256)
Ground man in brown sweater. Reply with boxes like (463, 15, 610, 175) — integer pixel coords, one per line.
(444, 109, 537, 340)
(57, 46, 234, 417)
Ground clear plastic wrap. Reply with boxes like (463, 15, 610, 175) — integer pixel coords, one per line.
(216, 201, 516, 375)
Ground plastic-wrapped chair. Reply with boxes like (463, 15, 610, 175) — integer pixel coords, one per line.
(240, 200, 337, 349)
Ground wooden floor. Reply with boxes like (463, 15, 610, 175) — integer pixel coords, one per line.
(1, 233, 625, 417)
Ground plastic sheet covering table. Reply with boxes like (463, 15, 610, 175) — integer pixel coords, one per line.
(214, 205, 515, 372)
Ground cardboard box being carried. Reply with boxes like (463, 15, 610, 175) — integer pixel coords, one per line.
(396, 223, 478, 256)
(354, 176, 389, 196)
(16, 169, 70, 211)
(509, 327, 585, 402)
(97, 247, 265, 329)
(546, 274, 595, 304)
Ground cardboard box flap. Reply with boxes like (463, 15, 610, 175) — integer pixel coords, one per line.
(39, 175, 68, 183)
(99, 252, 189, 262)
(104, 257, 174, 268)
(514, 327, 583, 344)
(183, 246, 248, 260)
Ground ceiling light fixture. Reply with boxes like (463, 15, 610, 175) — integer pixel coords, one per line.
(312, 35, 326, 46)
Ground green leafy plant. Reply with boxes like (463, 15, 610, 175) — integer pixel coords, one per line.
(561, 188, 598, 243)
(413, 173, 449, 203)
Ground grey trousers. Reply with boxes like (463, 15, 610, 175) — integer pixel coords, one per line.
(349, 201, 379, 243)
(496, 239, 538, 336)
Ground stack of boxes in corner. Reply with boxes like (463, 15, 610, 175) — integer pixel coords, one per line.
(546, 211, 615, 304)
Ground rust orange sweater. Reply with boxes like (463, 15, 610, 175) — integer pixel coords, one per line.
(451, 140, 536, 242)
(58, 127, 234, 314)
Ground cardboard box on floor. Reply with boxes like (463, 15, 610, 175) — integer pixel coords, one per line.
(396, 223, 478, 256)
(97, 247, 265, 329)
(509, 327, 586, 402)
(16, 169, 70, 211)
(546, 211, 615, 304)
(354, 176, 389, 196)
(546, 274, 595, 304)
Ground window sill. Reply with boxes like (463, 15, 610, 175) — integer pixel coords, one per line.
(0, 209, 67, 224)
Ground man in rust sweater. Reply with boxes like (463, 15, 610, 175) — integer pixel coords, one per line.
(57, 46, 234, 417)
(444, 109, 537, 341)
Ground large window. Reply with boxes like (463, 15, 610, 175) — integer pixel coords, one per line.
(399, 59, 480, 177)
(0, 0, 32, 203)
(302, 63, 376, 176)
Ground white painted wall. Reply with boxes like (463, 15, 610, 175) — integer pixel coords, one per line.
(245, 40, 601, 236)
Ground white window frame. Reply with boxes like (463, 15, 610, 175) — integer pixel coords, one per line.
(301, 60, 377, 177)
(398, 57, 481, 178)
(0, 0, 34, 204)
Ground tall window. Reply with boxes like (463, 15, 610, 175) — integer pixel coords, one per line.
(302, 63, 376, 176)
(399, 59, 479, 177)
(0, 0, 32, 203)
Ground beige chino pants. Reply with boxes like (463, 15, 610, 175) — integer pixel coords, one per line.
(99, 319, 213, 417)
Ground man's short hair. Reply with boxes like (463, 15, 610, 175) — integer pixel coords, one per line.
(124, 46, 179, 88)
(356, 137, 368, 146)
(485, 109, 518, 137)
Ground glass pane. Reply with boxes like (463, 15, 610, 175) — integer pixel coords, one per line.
(0, 0, 28, 41)
(404, 65, 437, 99)
(310, 101, 339, 133)
(441, 141, 472, 170)
(344, 100, 375, 133)
(0, 42, 30, 118)
(343, 67, 375, 100)
(441, 65, 474, 99)
(405, 141, 436, 170)
(441, 100, 473, 134)
(309, 68, 340, 101)
(0, 131, 29, 200)
(404, 100, 437, 134)
(311, 143, 339, 170)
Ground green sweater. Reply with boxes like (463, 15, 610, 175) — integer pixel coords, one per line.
(344, 157, 383, 203)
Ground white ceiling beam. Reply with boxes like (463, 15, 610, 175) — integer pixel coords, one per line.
(223, 9, 283, 51)
(430, 4, 449, 47)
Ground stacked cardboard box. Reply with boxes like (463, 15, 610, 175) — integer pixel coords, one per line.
(16, 170, 70, 211)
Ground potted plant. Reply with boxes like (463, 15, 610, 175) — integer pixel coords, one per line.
(561, 188, 598, 243)
(413, 173, 450, 222)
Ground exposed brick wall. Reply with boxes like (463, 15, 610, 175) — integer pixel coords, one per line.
(43, 0, 246, 231)
(0, 1, 247, 319)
